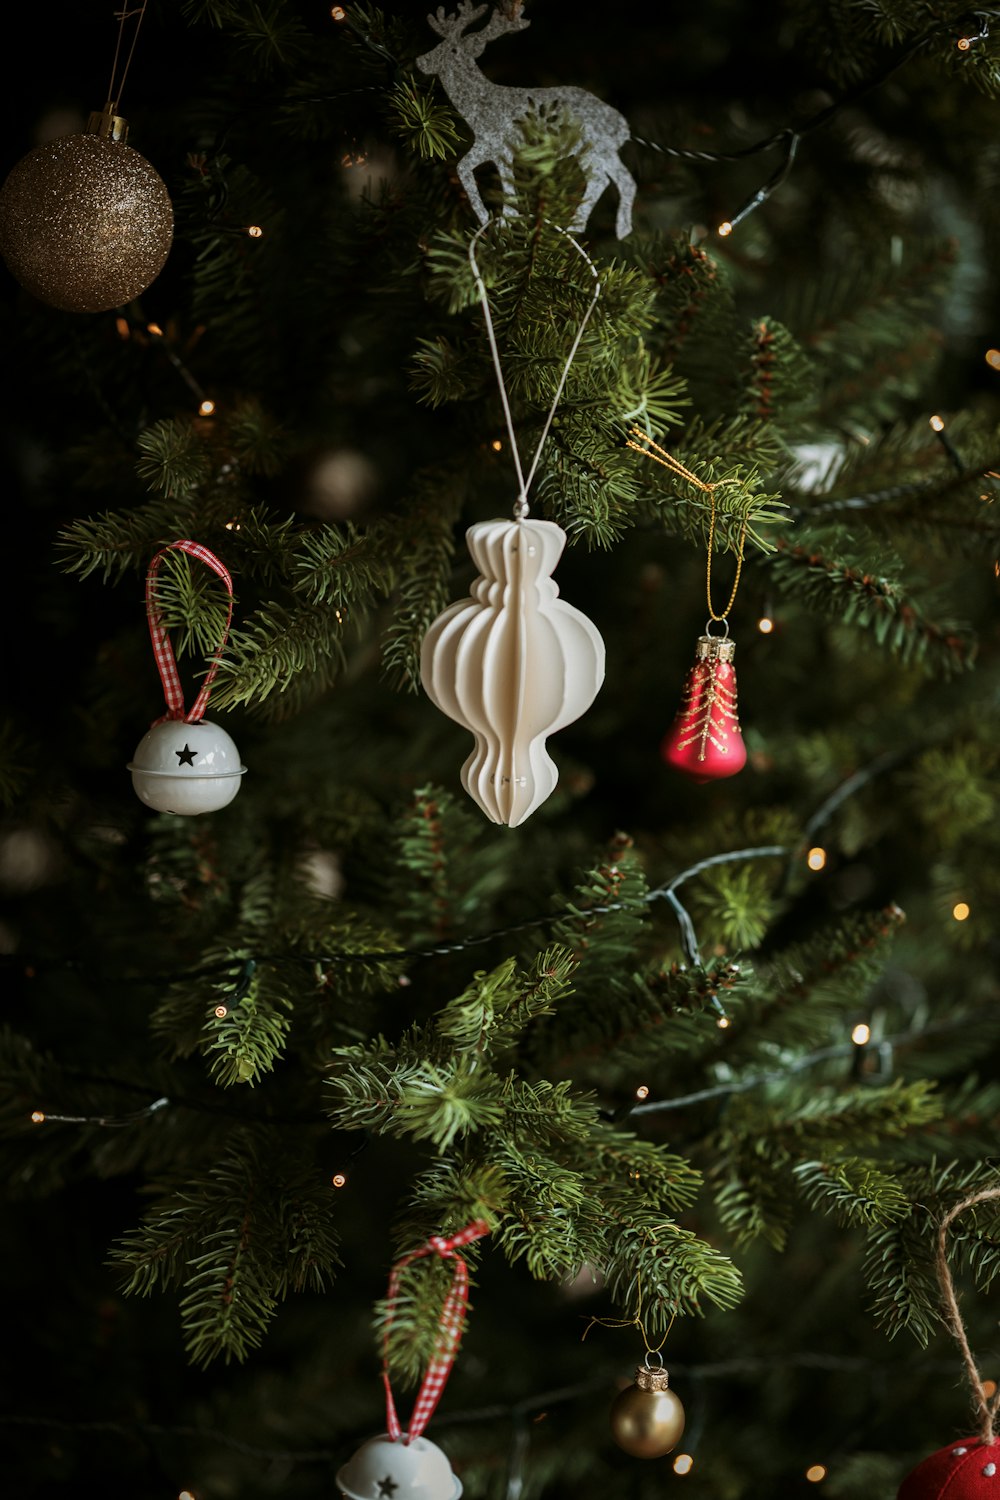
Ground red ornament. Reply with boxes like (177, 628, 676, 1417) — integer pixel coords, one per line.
(898, 1438, 1000, 1499)
(661, 633, 747, 782)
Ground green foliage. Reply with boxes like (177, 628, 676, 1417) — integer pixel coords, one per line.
(111, 1130, 341, 1366)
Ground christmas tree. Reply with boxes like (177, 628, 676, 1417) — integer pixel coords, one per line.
(3, 2, 1000, 1496)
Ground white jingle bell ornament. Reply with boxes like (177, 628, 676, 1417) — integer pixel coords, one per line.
(337, 1432, 462, 1500)
(130, 541, 245, 816)
(421, 517, 604, 826)
(128, 718, 246, 815)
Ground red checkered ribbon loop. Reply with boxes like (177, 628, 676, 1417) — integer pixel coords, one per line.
(145, 541, 234, 724)
(382, 1219, 490, 1444)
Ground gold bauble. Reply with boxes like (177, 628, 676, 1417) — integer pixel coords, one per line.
(0, 107, 173, 313)
(609, 1365, 686, 1459)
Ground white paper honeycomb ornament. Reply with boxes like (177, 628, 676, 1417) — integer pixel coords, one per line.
(420, 517, 604, 826)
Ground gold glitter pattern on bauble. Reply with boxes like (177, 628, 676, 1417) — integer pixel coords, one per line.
(0, 134, 173, 313)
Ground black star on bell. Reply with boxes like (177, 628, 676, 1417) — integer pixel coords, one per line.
(376, 1478, 399, 1497)
(175, 744, 197, 766)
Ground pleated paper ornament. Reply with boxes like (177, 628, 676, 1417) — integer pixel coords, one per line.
(421, 517, 604, 826)
(420, 220, 605, 826)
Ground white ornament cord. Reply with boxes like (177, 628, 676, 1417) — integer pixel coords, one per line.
(467, 220, 601, 518)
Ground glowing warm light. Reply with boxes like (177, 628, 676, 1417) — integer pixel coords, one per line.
(851, 1023, 871, 1046)
(635, 1084, 650, 1100)
(757, 615, 774, 634)
(985, 1380, 998, 1398)
(806, 1466, 827, 1483)
(953, 901, 971, 921)
(115, 316, 130, 339)
(30, 1110, 45, 1123)
(331, 4, 346, 16)
(717, 220, 733, 237)
(985, 349, 1000, 370)
(247, 224, 263, 238)
(332, 1173, 348, 1188)
(673, 1454, 694, 1475)
(147, 322, 163, 337)
(491, 439, 503, 451)
(214, 1005, 228, 1018)
(807, 846, 827, 871)
(179, 1492, 197, 1500)
(995, 561, 1000, 578)
(929, 414, 945, 432)
(224, 519, 241, 531)
(717, 1016, 731, 1030)
(199, 399, 216, 416)
(957, 35, 972, 50)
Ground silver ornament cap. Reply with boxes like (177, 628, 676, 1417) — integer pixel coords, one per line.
(337, 1432, 463, 1500)
(128, 718, 246, 816)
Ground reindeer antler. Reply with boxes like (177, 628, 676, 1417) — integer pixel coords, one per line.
(476, 2, 530, 44)
(426, 0, 488, 38)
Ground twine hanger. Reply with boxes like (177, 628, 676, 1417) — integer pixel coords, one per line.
(626, 426, 747, 627)
(468, 220, 601, 521)
(935, 1186, 1000, 1446)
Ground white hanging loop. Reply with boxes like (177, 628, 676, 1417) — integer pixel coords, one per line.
(467, 220, 602, 521)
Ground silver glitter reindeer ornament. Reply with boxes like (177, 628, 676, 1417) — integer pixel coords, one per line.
(417, 2, 636, 238)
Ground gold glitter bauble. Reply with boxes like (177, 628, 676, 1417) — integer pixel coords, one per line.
(0, 124, 173, 313)
(609, 1365, 686, 1459)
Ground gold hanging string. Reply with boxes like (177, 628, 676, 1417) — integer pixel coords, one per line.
(934, 1186, 1000, 1446)
(627, 425, 747, 623)
(106, 2, 149, 113)
(580, 1267, 676, 1360)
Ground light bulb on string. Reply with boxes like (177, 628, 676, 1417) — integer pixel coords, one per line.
(635, 1084, 650, 1100)
(807, 847, 827, 871)
(332, 1172, 348, 1188)
(757, 615, 774, 634)
(717, 220, 733, 237)
(851, 1022, 871, 1045)
(806, 1465, 827, 1483)
(198, 399, 216, 417)
(31, 1110, 45, 1123)
(986, 349, 1000, 370)
(952, 902, 970, 922)
(246, 224, 263, 237)
(673, 1454, 694, 1475)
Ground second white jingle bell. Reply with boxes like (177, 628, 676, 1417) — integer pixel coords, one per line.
(128, 718, 246, 816)
(337, 1432, 462, 1500)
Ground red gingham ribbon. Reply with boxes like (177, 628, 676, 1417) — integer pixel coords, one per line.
(382, 1219, 490, 1444)
(146, 541, 234, 724)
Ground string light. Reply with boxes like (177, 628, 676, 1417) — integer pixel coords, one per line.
(957, 34, 973, 49)
(806, 846, 827, 871)
(757, 615, 774, 634)
(985, 1380, 998, 1398)
(806, 1465, 827, 1483)
(214, 1005, 228, 1018)
(673, 1454, 694, 1475)
(953, 901, 970, 921)
(115, 316, 130, 339)
(247, 224, 263, 237)
(634, 1084, 650, 1100)
(198, 399, 216, 417)
(179, 1491, 196, 1500)
(717, 220, 733, 237)
(851, 1022, 871, 1045)
(929, 414, 945, 432)
(985, 349, 1000, 370)
(331, 4, 346, 16)
(147, 322, 163, 337)
(224, 519, 241, 531)
(30, 1110, 45, 1123)
(332, 1173, 348, 1188)
(491, 439, 503, 451)
(717, 1016, 731, 1029)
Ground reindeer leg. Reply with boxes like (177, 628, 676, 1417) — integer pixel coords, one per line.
(570, 163, 611, 234)
(456, 149, 490, 226)
(495, 148, 517, 220)
(608, 154, 637, 239)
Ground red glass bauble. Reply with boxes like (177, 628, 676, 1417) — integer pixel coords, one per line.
(661, 633, 747, 782)
(898, 1438, 1000, 1499)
